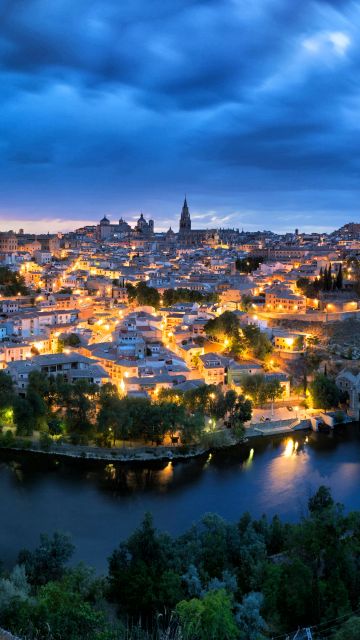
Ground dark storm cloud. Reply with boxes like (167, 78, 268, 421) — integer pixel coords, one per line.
(0, 0, 359, 231)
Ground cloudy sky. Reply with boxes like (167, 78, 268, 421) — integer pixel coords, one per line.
(0, 0, 359, 233)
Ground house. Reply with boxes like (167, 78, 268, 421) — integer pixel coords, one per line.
(227, 359, 263, 386)
(265, 287, 306, 313)
(6, 352, 109, 393)
(264, 372, 291, 399)
(0, 299, 20, 314)
(198, 352, 226, 385)
(272, 329, 306, 359)
(82, 342, 139, 387)
(336, 369, 360, 418)
(115, 330, 146, 358)
(124, 373, 186, 397)
(176, 342, 204, 368)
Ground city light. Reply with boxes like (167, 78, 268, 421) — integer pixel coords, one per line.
(0, 4, 358, 635)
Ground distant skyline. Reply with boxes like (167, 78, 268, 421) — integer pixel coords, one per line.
(0, 0, 360, 234)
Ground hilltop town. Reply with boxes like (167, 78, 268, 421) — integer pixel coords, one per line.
(0, 202, 359, 451)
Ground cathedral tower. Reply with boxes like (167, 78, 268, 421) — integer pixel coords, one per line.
(179, 197, 191, 232)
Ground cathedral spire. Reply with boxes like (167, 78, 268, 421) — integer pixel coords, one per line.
(179, 196, 191, 232)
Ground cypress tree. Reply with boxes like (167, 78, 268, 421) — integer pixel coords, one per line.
(319, 267, 324, 290)
(327, 263, 332, 291)
(336, 264, 343, 290)
(322, 266, 328, 291)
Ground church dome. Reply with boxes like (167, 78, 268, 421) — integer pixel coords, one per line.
(100, 215, 110, 225)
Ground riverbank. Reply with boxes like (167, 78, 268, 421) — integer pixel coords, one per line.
(0, 437, 209, 464)
(0, 419, 313, 464)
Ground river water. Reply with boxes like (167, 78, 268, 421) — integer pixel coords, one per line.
(1, 425, 360, 572)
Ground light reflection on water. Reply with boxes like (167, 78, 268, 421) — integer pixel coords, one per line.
(157, 461, 174, 488)
(2, 426, 360, 570)
(266, 437, 310, 502)
(242, 448, 254, 470)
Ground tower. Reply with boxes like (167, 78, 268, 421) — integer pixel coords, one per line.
(99, 215, 111, 240)
(179, 197, 191, 232)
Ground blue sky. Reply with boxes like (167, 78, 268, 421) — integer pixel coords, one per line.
(0, 0, 359, 233)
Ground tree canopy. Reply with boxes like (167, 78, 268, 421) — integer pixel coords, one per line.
(126, 281, 160, 308)
(163, 288, 218, 306)
(310, 373, 340, 409)
(235, 257, 263, 274)
(0, 266, 29, 296)
(2, 487, 360, 639)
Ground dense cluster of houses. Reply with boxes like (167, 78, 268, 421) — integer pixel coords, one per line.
(0, 213, 359, 412)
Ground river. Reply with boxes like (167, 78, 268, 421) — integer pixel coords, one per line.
(1, 425, 360, 572)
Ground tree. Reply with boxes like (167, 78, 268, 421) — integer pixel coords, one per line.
(65, 379, 99, 443)
(235, 257, 263, 274)
(232, 394, 252, 425)
(239, 374, 281, 408)
(97, 385, 130, 444)
(35, 579, 107, 640)
(204, 312, 240, 342)
(336, 263, 343, 290)
(236, 592, 267, 640)
(13, 396, 36, 435)
(180, 411, 205, 444)
(176, 589, 239, 640)
(137, 281, 160, 308)
(125, 282, 136, 302)
(271, 558, 314, 629)
(0, 266, 29, 295)
(48, 374, 73, 409)
(58, 333, 81, 351)
(224, 389, 237, 415)
(240, 374, 264, 406)
(18, 531, 75, 586)
(108, 513, 182, 618)
(0, 371, 14, 409)
(310, 373, 340, 409)
(299, 349, 322, 393)
(242, 325, 273, 360)
(1, 566, 111, 640)
(127, 281, 160, 308)
(162, 288, 218, 306)
(296, 276, 319, 298)
(182, 384, 217, 414)
(0, 372, 15, 428)
(296, 276, 311, 294)
(308, 485, 334, 515)
(0, 565, 30, 617)
(265, 378, 283, 415)
(156, 400, 186, 438)
(26, 370, 50, 431)
(48, 415, 65, 436)
(323, 263, 333, 291)
(240, 294, 253, 312)
(333, 616, 360, 640)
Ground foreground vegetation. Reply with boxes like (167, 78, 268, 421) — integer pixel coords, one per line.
(0, 372, 252, 448)
(1, 487, 360, 639)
